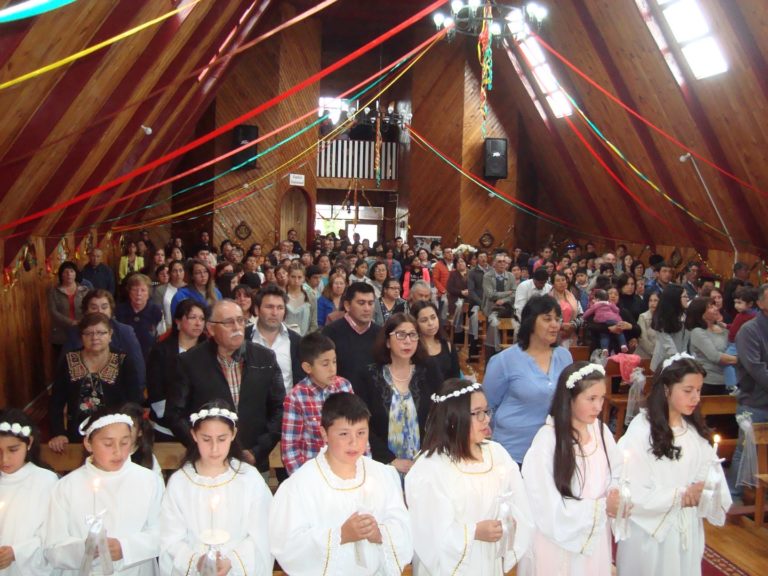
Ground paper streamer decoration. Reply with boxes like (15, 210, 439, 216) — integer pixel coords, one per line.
(0, 0, 76, 24)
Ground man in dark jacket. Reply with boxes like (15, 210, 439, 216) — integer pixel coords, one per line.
(166, 300, 285, 473)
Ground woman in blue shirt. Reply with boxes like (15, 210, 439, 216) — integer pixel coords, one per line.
(484, 295, 573, 464)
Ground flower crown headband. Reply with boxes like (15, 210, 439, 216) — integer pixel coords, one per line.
(0, 422, 31, 438)
(431, 382, 482, 403)
(79, 414, 134, 438)
(661, 352, 696, 371)
(190, 407, 238, 426)
(565, 364, 606, 389)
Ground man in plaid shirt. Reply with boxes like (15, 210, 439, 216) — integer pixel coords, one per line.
(281, 332, 354, 475)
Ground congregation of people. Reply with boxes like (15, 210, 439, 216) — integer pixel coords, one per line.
(0, 228, 763, 574)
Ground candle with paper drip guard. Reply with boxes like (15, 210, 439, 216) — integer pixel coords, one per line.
(613, 450, 632, 542)
(200, 493, 230, 546)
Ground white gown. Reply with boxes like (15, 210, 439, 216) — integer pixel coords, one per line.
(0, 462, 59, 576)
(405, 441, 534, 576)
(44, 458, 164, 575)
(519, 418, 621, 576)
(269, 447, 413, 575)
(159, 460, 273, 575)
(616, 412, 732, 576)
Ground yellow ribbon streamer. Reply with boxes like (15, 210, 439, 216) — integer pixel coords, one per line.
(0, 0, 205, 91)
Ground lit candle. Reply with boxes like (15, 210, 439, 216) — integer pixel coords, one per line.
(209, 494, 221, 533)
(619, 450, 630, 485)
(713, 434, 721, 459)
(92, 477, 101, 516)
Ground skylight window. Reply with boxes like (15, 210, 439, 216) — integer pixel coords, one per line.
(636, 0, 728, 82)
(511, 26, 572, 119)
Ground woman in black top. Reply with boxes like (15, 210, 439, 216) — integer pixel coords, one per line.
(411, 300, 460, 380)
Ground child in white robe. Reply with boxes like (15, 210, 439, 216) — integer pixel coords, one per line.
(45, 407, 165, 575)
(269, 392, 412, 575)
(159, 400, 273, 575)
(617, 353, 732, 576)
(406, 379, 534, 575)
(520, 361, 622, 576)
(0, 409, 59, 576)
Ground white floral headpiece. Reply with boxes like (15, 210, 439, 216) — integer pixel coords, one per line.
(661, 352, 696, 371)
(0, 422, 31, 438)
(431, 382, 482, 403)
(79, 414, 133, 437)
(565, 364, 606, 389)
(190, 407, 238, 426)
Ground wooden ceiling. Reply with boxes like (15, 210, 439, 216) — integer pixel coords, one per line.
(0, 0, 766, 262)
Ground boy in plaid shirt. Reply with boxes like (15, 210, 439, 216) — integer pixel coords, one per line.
(281, 332, 354, 475)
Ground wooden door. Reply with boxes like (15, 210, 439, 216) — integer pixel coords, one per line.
(280, 187, 308, 245)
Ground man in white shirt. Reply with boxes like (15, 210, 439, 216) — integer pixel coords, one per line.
(513, 267, 552, 319)
(249, 284, 304, 391)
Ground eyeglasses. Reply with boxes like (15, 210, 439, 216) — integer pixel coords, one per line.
(391, 331, 419, 341)
(82, 330, 110, 338)
(209, 317, 247, 328)
(470, 408, 493, 422)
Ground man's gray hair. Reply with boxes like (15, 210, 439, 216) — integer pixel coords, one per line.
(208, 298, 239, 321)
(411, 280, 431, 293)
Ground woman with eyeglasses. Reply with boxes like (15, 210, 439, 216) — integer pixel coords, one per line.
(48, 313, 142, 453)
(374, 277, 407, 325)
(352, 313, 442, 474)
(406, 378, 534, 575)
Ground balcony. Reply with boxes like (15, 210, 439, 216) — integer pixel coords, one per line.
(316, 139, 398, 181)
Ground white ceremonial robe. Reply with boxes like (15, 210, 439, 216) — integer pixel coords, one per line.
(519, 418, 621, 576)
(0, 462, 59, 576)
(159, 460, 273, 576)
(405, 441, 534, 576)
(616, 412, 732, 576)
(44, 457, 164, 576)
(269, 447, 412, 576)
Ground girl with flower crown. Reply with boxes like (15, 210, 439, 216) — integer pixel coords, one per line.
(519, 361, 622, 576)
(405, 378, 534, 575)
(45, 406, 164, 575)
(0, 409, 58, 576)
(159, 400, 273, 575)
(616, 354, 732, 576)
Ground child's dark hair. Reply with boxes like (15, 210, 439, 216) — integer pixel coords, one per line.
(422, 379, 483, 462)
(0, 408, 43, 467)
(549, 362, 610, 500)
(593, 289, 608, 301)
(734, 285, 758, 306)
(646, 358, 710, 460)
(183, 399, 243, 471)
(299, 332, 336, 364)
(320, 393, 370, 430)
(81, 405, 134, 440)
(120, 402, 155, 470)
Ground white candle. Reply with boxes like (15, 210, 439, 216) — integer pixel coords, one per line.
(92, 477, 101, 516)
(713, 434, 721, 458)
(619, 450, 630, 485)
(209, 494, 221, 532)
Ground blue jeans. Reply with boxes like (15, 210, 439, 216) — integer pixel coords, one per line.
(599, 320, 627, 351)
(723, 342, 738, 387)
(727, 403, 768, 497)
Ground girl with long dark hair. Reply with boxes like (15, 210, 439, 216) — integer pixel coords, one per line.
(616, 355, 731, 576)
(650, 284, 690, 371)
(406, 379, 533, 574)
(521, 361, 621, 576)
(0, 409, 57, 576)
(160, 399, 272, 575)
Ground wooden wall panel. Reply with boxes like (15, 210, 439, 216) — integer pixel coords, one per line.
(212, 6, 321, 251)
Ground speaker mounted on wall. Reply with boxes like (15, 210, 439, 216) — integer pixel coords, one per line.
(483, 137, 508, 180)
(233, 125, 258, 170)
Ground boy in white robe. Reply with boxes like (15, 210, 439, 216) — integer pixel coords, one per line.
(616, 354, 732, 576)
(269, 392, 412, 575)
(45, 409, 164, 575)
(406, 379, 534, 575)
(0, 409, 59, 576)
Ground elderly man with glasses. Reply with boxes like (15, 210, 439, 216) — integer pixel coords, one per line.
(166, 299, 285, 476)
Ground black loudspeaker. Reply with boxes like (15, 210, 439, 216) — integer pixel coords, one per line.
(483, 137, 508, 179)
(232, 125, 258, 170)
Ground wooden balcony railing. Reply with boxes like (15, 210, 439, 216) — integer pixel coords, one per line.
(316, 140, 398, 180)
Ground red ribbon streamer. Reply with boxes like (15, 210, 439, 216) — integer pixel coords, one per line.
(533, 34, 768, 200)
(0, 0, 449, 235)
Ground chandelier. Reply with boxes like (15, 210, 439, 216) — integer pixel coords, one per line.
(433, 1, 548, 42)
